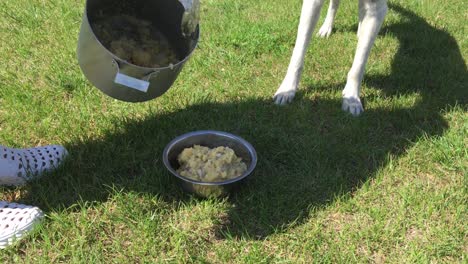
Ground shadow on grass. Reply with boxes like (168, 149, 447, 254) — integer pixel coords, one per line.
(17, 3, 466, 240)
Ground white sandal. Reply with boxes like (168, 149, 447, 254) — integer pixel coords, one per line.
(0, 201, 44, 249)
(0, 145, 68, 186)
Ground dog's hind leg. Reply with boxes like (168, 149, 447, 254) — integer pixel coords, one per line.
(317, 0, 341, 38)
(274, 0, 326, 105)
(342, 0, 387, 116)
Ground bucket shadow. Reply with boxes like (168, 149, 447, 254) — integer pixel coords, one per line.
(13, 3, 466, 241)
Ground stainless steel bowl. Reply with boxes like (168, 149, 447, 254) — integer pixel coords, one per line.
(163, 130, 257, 198)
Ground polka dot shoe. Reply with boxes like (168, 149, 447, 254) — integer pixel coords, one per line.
(0, 145, 68, 186)
(0, 201, 44, 249)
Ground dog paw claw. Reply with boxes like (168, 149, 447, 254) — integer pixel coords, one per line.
(342, 96, 364, 116)
(273, 91, 296, 105)
(317, 23, 333, 38)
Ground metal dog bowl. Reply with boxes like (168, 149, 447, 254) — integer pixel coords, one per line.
(162, 130, 257, 198)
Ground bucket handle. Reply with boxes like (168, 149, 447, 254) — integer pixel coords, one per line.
(112, 60, 154, 93)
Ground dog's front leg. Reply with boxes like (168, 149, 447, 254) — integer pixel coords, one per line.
(317, 0, 341, 38)
(274, 0, 325, 105)
(342, 0, 387, 116)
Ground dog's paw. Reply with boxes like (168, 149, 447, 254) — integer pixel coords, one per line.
(273, 90, 296, 105)
(274, 78, 298, 105)
(342, 96, 364, 116)
(317, 23, 333, 38)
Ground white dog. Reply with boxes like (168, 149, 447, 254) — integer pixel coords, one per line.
(274, 0, 388, 116)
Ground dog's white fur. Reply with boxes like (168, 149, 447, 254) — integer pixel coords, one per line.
(274, 0, 388, 116)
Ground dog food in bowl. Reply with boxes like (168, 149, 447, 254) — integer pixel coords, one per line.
(176, 145, 248, 182)
(92, 15, 180, 68)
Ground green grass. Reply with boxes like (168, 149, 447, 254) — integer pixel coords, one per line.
(0, 0, 466, 262)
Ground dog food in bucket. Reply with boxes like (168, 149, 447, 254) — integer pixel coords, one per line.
(177, 145, 248, 182)
(92, 15, 180, 68)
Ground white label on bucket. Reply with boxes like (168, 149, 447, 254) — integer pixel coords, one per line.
(114, 73, 150, 93)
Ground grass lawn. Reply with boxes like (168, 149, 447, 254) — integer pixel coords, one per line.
(0, 0, 466, 262)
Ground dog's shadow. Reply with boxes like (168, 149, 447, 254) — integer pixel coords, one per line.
(16, 3, 466, 240)
(368, 3, 466, 103)
(214, 3, 466, 238)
